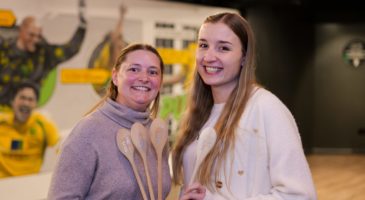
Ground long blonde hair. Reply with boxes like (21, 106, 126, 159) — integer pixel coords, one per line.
(87, 43, 164, 117)
(172, 12, 257, 190)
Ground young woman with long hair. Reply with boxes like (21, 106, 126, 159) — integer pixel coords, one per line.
(172, 13, 316, 199)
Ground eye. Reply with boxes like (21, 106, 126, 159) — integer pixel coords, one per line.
(148, 68, 160, 76)
(198, 42, 208, 49)
(218, 45, 231, 52)
(19, 95, 27, 101)
(127, 64, 139, 72)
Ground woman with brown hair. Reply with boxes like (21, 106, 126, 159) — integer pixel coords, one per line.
(172, 13, 316, 199)
(48, 43, 170, 199)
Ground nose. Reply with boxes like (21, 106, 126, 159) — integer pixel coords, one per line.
(22, 97, 36, 106)
(138, 71, 149, 82)
(203, 48, 217, 62)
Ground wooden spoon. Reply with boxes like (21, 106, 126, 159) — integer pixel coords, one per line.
(116, 128, 148, 200)
(149, 118, 169, 200)
(189, 127, 217, 185)
(131, 122, 155, 200)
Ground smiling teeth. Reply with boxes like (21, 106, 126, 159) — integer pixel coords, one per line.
(134, 86, 149, 91)
(19, 106, 31, 114)
(206, 66, 220, 73)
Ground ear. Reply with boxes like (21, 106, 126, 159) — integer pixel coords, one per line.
(241, 57, 246, 67)
(10, 99, 14, 109)
(111, 68, 118, 86)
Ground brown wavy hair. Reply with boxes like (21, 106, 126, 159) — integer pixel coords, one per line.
(172, 12, 257, 191)
(87, 43, 164, 117)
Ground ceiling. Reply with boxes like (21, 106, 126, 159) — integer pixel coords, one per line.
(165, 0, 365, 22)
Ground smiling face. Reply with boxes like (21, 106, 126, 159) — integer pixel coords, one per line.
(11, 87, 37, 123)
(112, 49, 162, 112)
(19, 19, 41, 52)
(196, 22, 244, 103)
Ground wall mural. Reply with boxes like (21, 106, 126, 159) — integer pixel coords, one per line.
(0, 2, 238, 196)
(0, 1, 86, 110)
(343, 39, 365, 68)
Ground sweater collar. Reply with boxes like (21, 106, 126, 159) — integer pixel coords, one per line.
(99, 98, 151, 129)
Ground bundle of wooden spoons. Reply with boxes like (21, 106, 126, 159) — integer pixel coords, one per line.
(116, 118, 169, 200)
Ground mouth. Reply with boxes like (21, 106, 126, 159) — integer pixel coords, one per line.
(19, 106, 31, 115)
(132, 86, 150, 92)
(204, 65, 223, 74)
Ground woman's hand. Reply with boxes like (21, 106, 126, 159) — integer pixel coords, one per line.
(179, 182, 206, 200)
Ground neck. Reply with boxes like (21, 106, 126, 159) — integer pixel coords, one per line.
(13, 119, 26, 131)
(211, 84, 236, 104)
(16, 39, 26, 51)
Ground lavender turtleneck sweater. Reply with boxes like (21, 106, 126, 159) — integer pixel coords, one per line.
(48, 99, 171, 200)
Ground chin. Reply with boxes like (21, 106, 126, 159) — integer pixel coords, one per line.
(27, 46, 36, 52)
(18, 118, 28, 123)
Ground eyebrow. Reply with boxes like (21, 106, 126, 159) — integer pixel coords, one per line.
(148, 66, 160, 70)
(198, 38, 233, 45)
(129, 63, 160, 69)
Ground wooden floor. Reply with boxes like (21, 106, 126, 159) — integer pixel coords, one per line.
(167, 154, 365, 200)
(307, 154, 365, 200)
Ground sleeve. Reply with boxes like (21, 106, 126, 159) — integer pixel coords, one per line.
(0, 36, 4, 46)
(247, 93, 317, 200)
(162, 142, 172, 198)
(47, 130, 96, 199)
(45, 25, 86, 70)
(41, 116, 60, 147)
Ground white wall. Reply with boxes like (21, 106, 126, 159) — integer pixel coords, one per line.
(1, 0, 238, 132)
(1, 1, 239, 198)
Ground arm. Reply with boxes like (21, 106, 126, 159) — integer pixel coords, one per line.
(47, 130, 96, 199)
(110, 4, 126, 43)
(44, 0, 87, 70)
(162, 142, 172, 198)
(45, 25, 86, 69)
(247, 92, 317, 200)
(0, 36, 4, 47)
(78, 0, 87, 28)
(109, 4, 127, 66)
(37, 114, 59, 147)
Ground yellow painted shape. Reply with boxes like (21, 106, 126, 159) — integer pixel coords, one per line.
(0, 9, 16, 27)
(60, 44, 197, 85)
(157, 43, 196, 65)
(60, 69, 110, 84)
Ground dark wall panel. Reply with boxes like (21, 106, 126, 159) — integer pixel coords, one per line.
(313, 24, 365, 150)
(247, 6, 315, 149)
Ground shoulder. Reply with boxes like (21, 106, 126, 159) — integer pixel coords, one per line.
(66, 111, 109, 141)
(0, 111, 12, 125)
(32, 112, 51, 121)
(248, 87, 298, 131)
(0, 37, 13, 46)
(75, 111, 109, 130)
(61, 111, 114, 152)
(250, 87, 289, 112)
(0, 39, 21, 55)
(31, 112, 56, 126)
(61, 117, 97, 151)
(241, 87, 296, 127)
(252, 87, 280, 104)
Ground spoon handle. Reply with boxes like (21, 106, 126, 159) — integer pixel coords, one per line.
(157, 153, 163, 200)
(130, 159, 148, 200)
(142, 157, 155, 200)
(116, 131, 148, 200)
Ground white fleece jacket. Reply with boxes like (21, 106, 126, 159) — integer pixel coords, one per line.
(183, 88, 317, 200)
